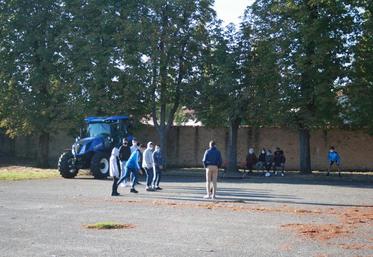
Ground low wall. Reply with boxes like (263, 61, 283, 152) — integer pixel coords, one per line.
(1, 127, 372, 170)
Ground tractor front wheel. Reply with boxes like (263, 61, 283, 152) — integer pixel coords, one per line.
(58, 152, 79, 178)
(90, 152, 110, 179)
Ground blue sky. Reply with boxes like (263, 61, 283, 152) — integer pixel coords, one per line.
(214, 0, 255, 26)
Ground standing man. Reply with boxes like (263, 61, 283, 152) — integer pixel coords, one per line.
(327, 146, 341, 177)
(152, 144, 163, 190)
(143, 142, 154, 191)
(202, 140, 222, 200)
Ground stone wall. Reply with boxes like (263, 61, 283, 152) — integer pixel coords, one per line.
(1, 127, 373, 170)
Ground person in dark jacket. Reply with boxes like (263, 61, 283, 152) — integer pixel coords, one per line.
(273, 147, 286, 176)
(256, 148, 266, 174)
(118, 139, 131, 185)
(243, 147, 257, 178)
(265, 149, 273, 177)
(202, 140, 222, 200)
(152, 144, 164, 190)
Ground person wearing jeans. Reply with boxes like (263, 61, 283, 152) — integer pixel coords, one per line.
(152, 144, 164, 190)
(142, 142, 154, 191)
(117, 146, 143, 193)
(202, 140, 222, 200)
(327, 146, 341, 176)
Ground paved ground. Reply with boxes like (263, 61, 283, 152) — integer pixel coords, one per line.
(0, 171, 372, 257)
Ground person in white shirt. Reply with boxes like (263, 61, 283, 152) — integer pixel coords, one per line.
(109, 147, 121, 196)
(142, 141, 154, 191)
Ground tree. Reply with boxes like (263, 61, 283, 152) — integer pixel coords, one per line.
(131, 0, 216, 165)
(192, 23, 250, 173)
(62, 0, 145, 118)
(344, 0, 373, 131)
(0, 0, 80, 167)
(245, 0, 357, 173)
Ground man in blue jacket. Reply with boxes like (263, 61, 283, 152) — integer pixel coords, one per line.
(117, 144, 144, 193)
(202, 140, 222, 200)
(327, 146, 341, 177)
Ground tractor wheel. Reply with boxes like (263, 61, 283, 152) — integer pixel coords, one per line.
(58, 152, 78, 178)
(90, 152, 110, 179)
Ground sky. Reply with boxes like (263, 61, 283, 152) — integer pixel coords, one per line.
(214, 0, 255, 26)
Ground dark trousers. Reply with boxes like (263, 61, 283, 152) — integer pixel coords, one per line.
(112, 159, 121, 195)
(112, 176, 119, 194)
(265, 163, 272, 172)
(145, 167, 154, 187)
(273, 163, 285, 173)
(153, 166, 161, 187)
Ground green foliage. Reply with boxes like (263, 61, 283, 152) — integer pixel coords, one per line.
(245, 0, 357, 129)
(344, 1, 373, 131)
(0, 0, 371, 169)
(192, 24, 246, 127)
(0, 0, 81, 138)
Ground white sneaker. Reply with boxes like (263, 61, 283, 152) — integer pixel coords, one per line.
(203, 195, 211, 199)
(281, 173, 284, 177)
(265, 172, 271, 177)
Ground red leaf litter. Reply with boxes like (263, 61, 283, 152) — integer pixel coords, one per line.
(281, 223, 350, 241)
(281, 206, 373, 250)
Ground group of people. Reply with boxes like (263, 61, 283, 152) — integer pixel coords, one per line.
(109, 137, 342, 199)
(244, 146, 342, 177)
(109, 138, 163, 196)
(245, 147, 287, 177)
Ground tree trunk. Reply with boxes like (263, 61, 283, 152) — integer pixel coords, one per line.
(299, 128, 311, 174)
(227, 118, 241, 173)
(158, 128, 168, 169)
(37, 132, 50, 168)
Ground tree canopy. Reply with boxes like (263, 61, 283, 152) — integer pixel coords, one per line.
(0, 0, 371, 170)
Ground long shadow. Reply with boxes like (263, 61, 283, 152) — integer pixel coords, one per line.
(166, 186, 299, 199)
(161, 173, 373, 189)
(71, 173, 373, 191)
(121, 183, 373, 208)
(159, 196, 373, 208)
(68, 174, 373, 208)
(128, 187, 373, 208)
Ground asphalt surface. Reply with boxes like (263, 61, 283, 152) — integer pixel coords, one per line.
(0, 172, 372, 257)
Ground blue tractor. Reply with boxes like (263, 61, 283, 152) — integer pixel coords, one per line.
(58, 116, 133, 179)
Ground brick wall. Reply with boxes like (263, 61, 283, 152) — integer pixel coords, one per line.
(2, 127, 373, 170)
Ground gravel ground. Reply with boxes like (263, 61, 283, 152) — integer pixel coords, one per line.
(0, 172, 372, 257)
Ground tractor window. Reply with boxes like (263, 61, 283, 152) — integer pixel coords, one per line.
(87, 123, 111, 137)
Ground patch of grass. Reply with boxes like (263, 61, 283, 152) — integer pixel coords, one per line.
(84, 222, 135, 230)
(0, 167, 58, 181)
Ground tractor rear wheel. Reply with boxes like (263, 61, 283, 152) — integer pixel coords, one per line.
(58, 152, 79, 178)
(90, 152, 110, 179)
